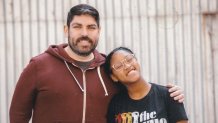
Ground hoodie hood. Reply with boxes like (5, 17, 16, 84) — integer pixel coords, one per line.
(45, 43, 106, 68)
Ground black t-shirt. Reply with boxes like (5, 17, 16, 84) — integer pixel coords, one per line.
(107, 83, 188, 123)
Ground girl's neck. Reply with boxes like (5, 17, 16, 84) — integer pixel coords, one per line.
(127, 78, 151, 100)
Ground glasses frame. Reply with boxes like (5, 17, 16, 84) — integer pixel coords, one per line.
(111, 54, 135, 71)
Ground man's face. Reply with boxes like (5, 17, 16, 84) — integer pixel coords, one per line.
(65, 14, 100, 56)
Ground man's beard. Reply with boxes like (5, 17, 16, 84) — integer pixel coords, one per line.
(68, 36, 98, 56)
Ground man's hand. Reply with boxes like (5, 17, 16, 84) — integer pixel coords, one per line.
(166, 83, 184, 103)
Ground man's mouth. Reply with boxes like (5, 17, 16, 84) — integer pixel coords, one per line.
(77, 39, 92, 47)
(77, 36, 92, 43)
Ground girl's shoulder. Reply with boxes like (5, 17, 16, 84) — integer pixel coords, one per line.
(149, 83, 169, 98)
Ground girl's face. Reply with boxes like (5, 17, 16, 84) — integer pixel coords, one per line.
(110, 50, 141, 84)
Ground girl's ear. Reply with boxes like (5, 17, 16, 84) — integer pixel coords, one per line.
(110, 74, 118, 82)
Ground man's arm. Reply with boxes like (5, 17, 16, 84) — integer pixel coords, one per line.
(167, 84, 184, 103)
(10, 60, 37, 123)
(177, 120, 188, 123)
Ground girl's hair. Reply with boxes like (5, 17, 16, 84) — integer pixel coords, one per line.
(104, 47, 134, 92)
(67, 4, 100, 27)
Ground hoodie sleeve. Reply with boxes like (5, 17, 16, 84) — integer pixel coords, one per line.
(9, 59, 38, 123)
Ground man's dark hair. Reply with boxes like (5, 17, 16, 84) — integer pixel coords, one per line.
(67, 4, 100, 27)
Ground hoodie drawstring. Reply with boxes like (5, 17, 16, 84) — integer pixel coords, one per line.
(64, 61, 108, 123)
(82, 71, 87, 123)
(97, 66, 109, 96)
(64, 61, 84, 92)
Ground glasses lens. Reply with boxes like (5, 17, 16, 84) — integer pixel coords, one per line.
(112, 54, 135, 71)
(125, 54, 134, 64)
(113, 62, 123, 71)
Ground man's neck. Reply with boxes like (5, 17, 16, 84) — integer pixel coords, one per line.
(64, 46, 94, 62)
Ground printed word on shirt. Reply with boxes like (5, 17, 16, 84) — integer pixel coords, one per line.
(115, 110, 167, 123)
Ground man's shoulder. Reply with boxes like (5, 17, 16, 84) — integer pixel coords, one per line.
(93, 50, 106, 58)
(28, 51, 60, 67)
(31, 52, 51, 61)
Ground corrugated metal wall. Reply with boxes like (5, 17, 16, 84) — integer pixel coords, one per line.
(1, 0, 218, 123)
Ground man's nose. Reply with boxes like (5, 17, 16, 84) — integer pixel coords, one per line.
(81, 28, 88, 36)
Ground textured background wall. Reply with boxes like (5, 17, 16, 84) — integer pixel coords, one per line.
(0, 0, 218, 123)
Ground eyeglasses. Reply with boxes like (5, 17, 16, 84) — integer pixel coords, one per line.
(112, 54, 135, 71)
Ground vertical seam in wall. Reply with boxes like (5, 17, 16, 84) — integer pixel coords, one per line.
(190, 0, 196, 122)
(120, 0, 124, 46)
(61, 0, 65, 43)
(2, 0, 8, 122)
(54, 0, 58, 44)
(155, 0, 160, 83)
(11, 1, 16, 122)
(198, 0, 205, 122)
(172, 0, 177, 82)
(112, 0, 115, 48)
(210, 17, 217, 123)
(28, 0, 33, 57)
(20, 0, 24, 68)
(103, 0, 108, 53)
(130, 0, 133, 49)
(181, 0, 187, 105)
(164, 0, 168, 83)
(146, 0, 151, 81)
(37, 0, 40, 53)
(11, 0, 16, 86)
(137, 0, 143, 68)
(45, 0, 49, 48)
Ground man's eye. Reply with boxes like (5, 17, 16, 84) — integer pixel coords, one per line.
(73, 26, 81, 29)
(88, 26, 97, 30)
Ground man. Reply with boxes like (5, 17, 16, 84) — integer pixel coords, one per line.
(10, 4, 184, 123)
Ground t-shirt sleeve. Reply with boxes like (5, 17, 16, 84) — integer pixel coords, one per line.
(166, 90, 188, 122)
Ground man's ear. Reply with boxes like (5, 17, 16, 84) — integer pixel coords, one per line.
(64, 25, 68, 37)
(110, 74, 118, 82)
